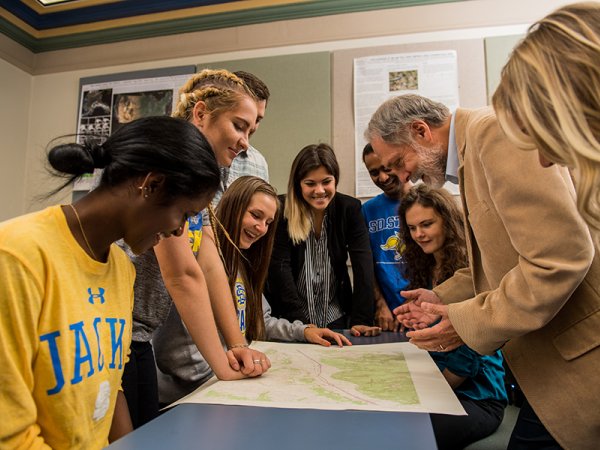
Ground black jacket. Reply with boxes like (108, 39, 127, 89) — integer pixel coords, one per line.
(265, 192, 375, 327)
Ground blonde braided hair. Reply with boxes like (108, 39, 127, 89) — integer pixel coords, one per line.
(172, 69, 256, 122)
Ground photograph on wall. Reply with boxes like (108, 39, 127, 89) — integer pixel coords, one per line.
(389, 70, 419, 91)
(353, 51, 459, 197)
(74, 66, 195, 191)
(111, 89, 173, 133)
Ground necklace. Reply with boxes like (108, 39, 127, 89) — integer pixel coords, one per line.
(69, 204, 98, 260)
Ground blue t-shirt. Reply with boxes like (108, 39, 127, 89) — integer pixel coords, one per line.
(361, 193, 409, 310)
(431, 347, 507, 403)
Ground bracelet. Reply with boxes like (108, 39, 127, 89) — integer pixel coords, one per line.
(227, 343, 249, 350)
(304, 324, 317, 329)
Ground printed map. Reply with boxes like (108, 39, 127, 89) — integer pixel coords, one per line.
(175, 342, 465, 415)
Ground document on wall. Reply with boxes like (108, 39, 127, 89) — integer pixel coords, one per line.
(354, 51, 459, 197)
(171, 341, 466, 415)
(74, 68, 194, 191)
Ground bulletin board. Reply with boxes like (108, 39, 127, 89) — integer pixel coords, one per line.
(74, 65, 196, 194)
(332, 39, 487, 198)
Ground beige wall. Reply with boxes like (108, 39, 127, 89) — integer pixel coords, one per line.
(0, 58, 30, 221)
(485, 34, 525, 104)
(0, 0, 574, 218)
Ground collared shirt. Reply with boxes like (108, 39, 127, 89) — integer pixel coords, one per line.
(297, 218, 344, 327)
(211, 145, 269, 206)
(445, 112, 459, 184)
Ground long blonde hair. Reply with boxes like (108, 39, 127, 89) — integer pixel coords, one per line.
(492, 2, 600, 235)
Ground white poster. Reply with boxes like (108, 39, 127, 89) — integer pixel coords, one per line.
(172, 341, 466, 416)
(74, 69, 194, 191)
(354, 51, 459, 197)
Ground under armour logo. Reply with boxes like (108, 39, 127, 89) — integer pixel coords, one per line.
(87, 288, 106, 305)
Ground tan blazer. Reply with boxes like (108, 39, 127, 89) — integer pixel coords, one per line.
(434, 107, 600, 449)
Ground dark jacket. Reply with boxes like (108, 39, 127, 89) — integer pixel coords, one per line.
(265, 192, 375, 327)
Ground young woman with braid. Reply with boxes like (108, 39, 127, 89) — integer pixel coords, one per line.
(154, 176, 351, 404)
(121, 69, 270, 428)
(398, 184, 507, 450)
(0, 117, 221, 449)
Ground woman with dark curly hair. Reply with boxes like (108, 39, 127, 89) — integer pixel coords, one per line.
(399, 185, 466, 291)
(398, 184, 507, 450)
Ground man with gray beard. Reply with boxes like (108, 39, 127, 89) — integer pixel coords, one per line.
(365, 94, 600, 449)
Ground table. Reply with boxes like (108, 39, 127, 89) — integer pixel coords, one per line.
(107, 332, 437, 450)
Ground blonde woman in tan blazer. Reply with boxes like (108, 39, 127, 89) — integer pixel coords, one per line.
(366, 94, 599, 449)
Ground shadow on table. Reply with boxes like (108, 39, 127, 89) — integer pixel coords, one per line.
(339, 330, 409, 345)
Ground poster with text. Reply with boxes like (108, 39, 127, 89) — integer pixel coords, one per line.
(354, 51, 459, 198)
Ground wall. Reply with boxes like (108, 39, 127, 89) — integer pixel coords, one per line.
(0, 0, 574, 218)
(0, 58, 30, 221)
(485, 34, 525, 103)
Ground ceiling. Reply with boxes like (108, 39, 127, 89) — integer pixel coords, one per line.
(0, 0, 460, 53)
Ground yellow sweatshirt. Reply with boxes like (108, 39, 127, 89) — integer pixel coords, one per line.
(0, 206, 135, 449)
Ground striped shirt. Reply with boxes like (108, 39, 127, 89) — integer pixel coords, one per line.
(297, 218, 344, 327)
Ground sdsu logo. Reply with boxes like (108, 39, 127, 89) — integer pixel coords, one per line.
(380, 232, 405, 261)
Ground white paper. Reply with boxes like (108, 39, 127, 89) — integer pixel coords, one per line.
(172, 341, 466, 416)
(354, 51, 459, 197)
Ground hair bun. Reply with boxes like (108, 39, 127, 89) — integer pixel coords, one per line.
(48, 142, 94, 175)
(87, 141, 111, 168)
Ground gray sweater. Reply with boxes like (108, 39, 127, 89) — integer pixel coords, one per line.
(119, 241, 172, 343)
